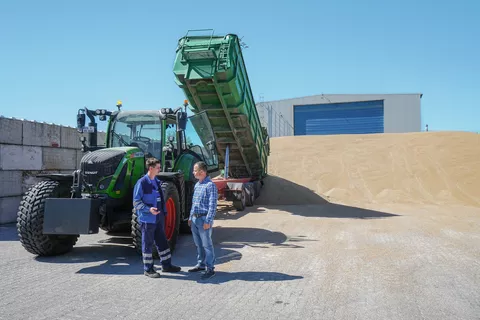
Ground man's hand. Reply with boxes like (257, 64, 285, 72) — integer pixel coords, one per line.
(188, 219, 192, 227)
(203, 223, 211, 230)
(150, 207, 159, 215)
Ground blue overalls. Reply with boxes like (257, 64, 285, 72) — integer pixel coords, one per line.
(133, 175, 172, 271)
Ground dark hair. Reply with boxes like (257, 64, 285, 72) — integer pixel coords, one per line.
(194, 161, 207, 172)
(146, 157, 160, 169)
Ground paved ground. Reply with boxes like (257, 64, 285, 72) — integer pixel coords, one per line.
(1, 202, 480, 320)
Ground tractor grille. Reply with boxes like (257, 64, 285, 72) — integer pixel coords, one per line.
(80, 149, 126, 189)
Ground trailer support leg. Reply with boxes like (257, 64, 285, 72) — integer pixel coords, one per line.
(224, 144, 230, 179)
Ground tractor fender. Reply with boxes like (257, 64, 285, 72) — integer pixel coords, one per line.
(35, 173, 74, 182)
(225, 182, 245, 191)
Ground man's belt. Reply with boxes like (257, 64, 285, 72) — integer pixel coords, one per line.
(192, 213, 207, 218)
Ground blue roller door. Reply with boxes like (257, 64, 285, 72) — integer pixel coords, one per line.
(294, 100, 384, 135)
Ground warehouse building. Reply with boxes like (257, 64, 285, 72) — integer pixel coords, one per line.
(256, 93, 422, 137)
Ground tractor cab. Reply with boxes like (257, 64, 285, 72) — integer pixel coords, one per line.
(108, 110, 163, 160)
(106, 105, 218, 173)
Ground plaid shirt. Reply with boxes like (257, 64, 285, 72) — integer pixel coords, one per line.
(190, 176, 218, 224)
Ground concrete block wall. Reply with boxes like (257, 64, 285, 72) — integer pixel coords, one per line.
(0, 117, 106, 224)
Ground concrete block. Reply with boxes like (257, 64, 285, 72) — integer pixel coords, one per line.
(0, 196, 21, 224)
(0, 171, 22, 197)
(61, 126, 83, 149)
(42, 147, 77, 170)
(0, 144, 43, 170)
(23, 121, 61, 147)
(0, 117, 23, 144)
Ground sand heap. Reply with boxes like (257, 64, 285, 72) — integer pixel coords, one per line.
(257, 131, 480, 207)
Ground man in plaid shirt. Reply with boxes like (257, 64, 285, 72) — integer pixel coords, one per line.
(188, 161, 218, 280)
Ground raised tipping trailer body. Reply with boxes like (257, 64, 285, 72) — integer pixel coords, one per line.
(173, 30, 270, 210)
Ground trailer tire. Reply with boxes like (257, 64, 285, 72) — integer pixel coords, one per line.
(253, 180, 262, 199)
(232, 185, 246, 211)
(16, 180, 79, 256)
(131, 181, 181, 257)
(245, 183, 255, 207)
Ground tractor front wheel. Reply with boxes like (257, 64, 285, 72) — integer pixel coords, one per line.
(17, 180, 79, 256)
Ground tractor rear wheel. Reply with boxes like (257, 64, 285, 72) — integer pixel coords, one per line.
(131, 181, 181, 256)
(162, 181, 181, 250)
(17, 180, 79, 256)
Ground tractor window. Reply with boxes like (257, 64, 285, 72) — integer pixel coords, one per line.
(111, 121, 132, 146)
(164, 120, 177, 170)
(185, 112, 218, 171)
(110, 112, 162, 159)
(165, 121, 177, 145)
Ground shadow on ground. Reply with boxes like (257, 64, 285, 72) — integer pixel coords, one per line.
(32, 225, 310, 281)
(161, 271, 303, 284)
(213, 226, 314, 249)
(217, 175, 401, 220)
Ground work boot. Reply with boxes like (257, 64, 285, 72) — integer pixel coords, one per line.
(162, 264, 181, 273)
(201, 269, 216, 280)
(144, 269, 161, 278)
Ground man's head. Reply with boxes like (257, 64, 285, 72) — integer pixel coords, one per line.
(193, 161, 208, 181)
(146, 157, 161, 176)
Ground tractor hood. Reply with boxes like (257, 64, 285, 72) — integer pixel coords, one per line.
(80, 147, 142, 193)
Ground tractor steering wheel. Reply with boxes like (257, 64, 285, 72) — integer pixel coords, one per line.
(132, 136, 151, 143)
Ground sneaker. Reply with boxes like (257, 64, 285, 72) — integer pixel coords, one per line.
(188, 266, 206, 273)
(144, 269, 161, 278)
(162, 264, 181, 273)
(201, 269, 216, 280)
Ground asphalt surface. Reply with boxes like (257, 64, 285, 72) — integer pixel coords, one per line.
(1, 202, 479, 320)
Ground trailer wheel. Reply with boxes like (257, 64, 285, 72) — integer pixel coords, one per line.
(232, 185, 246, 211)
(131, 181, 181, 256)
(17, 180, 79, 256)
(253, 180, 262, 199)
(245, 183, 255, 207)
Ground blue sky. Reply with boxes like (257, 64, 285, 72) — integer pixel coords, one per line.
(1, 0, 479, 132)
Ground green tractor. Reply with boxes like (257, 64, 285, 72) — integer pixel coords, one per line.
(16, 100, 220, 256)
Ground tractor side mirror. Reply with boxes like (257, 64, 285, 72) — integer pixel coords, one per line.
(176, 111, 187, 131)
(77, 112, 86, 132)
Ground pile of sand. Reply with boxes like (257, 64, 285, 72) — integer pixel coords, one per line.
(257, 131, 480, 207)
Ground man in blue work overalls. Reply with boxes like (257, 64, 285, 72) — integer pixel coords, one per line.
(133, 157, 181, 278)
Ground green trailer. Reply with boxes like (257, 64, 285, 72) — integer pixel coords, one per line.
(173, 30, 270, 210)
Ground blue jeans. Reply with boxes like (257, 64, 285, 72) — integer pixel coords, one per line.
(191, 216, 215, 270)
